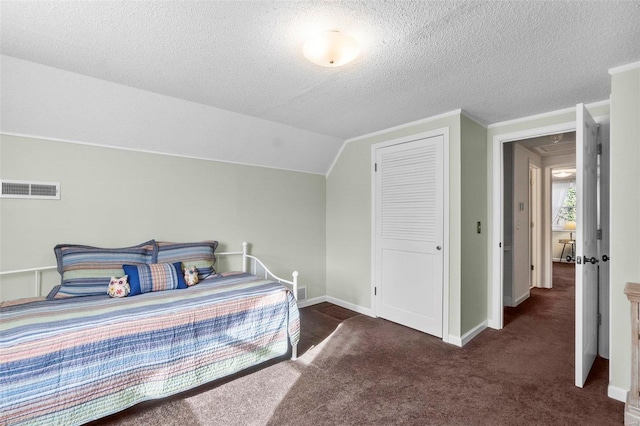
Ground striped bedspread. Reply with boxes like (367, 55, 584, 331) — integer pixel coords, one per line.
(0, 272, 300, 425)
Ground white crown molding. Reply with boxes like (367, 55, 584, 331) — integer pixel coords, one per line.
(460, 110, 488, 128)
(487, 99, 610, 129)
(325, 140, 348, 177)
(345, 109, 462, 144)
(609, 60, 640, 75)
(0, 131, 325, 176)
(326, 109, 462, 177)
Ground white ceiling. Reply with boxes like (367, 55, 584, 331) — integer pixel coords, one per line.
(517, 132, 576, 159)
(1, 1, 639, 141)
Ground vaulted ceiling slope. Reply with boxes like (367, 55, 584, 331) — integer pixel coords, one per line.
(1, 1, 639, 172)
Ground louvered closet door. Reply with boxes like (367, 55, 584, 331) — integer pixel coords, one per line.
(375, 135, 444, 337)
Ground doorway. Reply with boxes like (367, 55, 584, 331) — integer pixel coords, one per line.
(490, 110, 610, 388)
(371, 128, 450, 340)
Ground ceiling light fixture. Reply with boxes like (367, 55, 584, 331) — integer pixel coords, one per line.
(549, 134, 564, 144)
(553, 171, 571, 178)
(552, 168, 576, 178)
(303, 31, 360, 67)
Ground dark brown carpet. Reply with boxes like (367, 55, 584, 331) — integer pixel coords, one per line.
(92, 262, 623, 425)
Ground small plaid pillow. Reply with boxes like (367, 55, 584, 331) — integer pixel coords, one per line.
(122, 262, 187, 296)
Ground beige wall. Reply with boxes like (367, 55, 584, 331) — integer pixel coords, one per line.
(609, 67, 640, 394)
(460, 115, 489, 333)
(0, 135, 327, 301)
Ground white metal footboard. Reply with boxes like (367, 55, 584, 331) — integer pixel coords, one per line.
(218, 242, 299, 359)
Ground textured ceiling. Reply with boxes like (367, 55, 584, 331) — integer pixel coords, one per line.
(1, 1, 639, 140)
(518, 132, 576, 159)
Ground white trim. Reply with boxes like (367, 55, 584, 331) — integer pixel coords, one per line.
(449, 321, 488, 348)
(460, 110, 488, 128)
(489, 110, 611, 330)
(442, 127, 450, 342)
(586, 99, 612, 110)
(490, 120, 577, 331)
(297, 294, 374, 316)
(0, 131, 325, 176)
(513, 291, 530, 307)
(330, 108, 461, 177)
(325, 295, 374, 317)
(347, 109, 461, 144)
(325, 139, 348, 177)
(448, 335, 463, 347)
(608, 384, 628, 402)
(609, 61, 640, 75)
(297, 296, 327, 309)
(461, 321, 488, 346)
(487, 100, 609, 129)
(370, 127, 450, 341)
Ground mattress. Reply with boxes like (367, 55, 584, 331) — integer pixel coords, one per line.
(0, 272, 300, 425)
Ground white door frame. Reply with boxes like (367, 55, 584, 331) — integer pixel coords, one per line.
(490, 117, 609, 329)
(371, 127, 450, 343)
(529, 163, 542, 288)
(490, 121, 576, 329)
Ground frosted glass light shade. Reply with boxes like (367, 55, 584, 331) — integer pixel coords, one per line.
(303, 31, 360, 67)
(564, 220, 577, 230)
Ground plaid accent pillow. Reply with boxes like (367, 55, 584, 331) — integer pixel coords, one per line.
(50, 240, 157, 298)
(156, 241, 218, 281)
(123, 262, 187, 295)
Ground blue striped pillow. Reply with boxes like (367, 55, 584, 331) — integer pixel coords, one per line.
(123, 262, 186, 295)
(156, 241, 218, 281)
(50, 240, 157, 298)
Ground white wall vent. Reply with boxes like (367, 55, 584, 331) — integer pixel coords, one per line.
(1, 180, 60, 199)
(297, 286, 307, 301)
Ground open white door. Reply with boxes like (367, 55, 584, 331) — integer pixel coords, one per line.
(598, 122, 610, 359)
(575, 104, 599, 388)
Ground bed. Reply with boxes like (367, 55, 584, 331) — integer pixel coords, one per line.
(0, 241, 300, 425)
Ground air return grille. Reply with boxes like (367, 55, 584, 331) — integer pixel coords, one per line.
(1, 180, 60, 199)
(297, 286, 307, 301)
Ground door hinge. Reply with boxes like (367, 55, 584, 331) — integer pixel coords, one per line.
(598, 313, 602, 326)
(531, 264, 534, 271)
(597, 143, 602, 155)
(374, 163, 377, 172)
(374, 287, 377, 296)
(597, 229, 602, 240)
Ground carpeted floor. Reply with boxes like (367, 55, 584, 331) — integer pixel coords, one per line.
(92, 262, 623, 425)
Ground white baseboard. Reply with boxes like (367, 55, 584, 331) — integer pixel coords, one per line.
(297, 296, 326, 309)
(325, 295, 374, 317)
(448, 335, 462, 347)
(462, 321, 488, 346)
(297, 295, 375, 318)
(449, 320, 488, 348)
(513, 291, 530, 307)
(608, 384, 628, 402)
